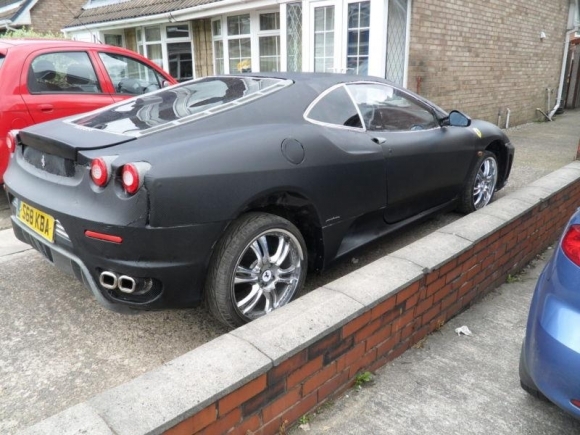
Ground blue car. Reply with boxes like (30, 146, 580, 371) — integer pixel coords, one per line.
(520, 208, 580, 417)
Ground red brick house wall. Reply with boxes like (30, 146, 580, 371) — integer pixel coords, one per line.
(29, 0, 87, 35)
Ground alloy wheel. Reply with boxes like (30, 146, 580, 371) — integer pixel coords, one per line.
(231, 229, 304, 320)
(473, 156, 498, 209)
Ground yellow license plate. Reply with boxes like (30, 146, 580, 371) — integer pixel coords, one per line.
(19, 201, 55, 243)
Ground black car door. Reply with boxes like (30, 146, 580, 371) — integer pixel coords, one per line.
(375, 127, 474, 223)
(346, 83, 475, 224)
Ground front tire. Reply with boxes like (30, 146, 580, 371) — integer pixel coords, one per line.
(205, 212, 307, 329)
(458, 150, 498, 213)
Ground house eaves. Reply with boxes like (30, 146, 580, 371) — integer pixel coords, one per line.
(65, 0, 223, 29)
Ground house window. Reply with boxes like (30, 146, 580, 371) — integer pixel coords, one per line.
(104, 34, 123, 47)
(385, 0, 409, 85)
(136, 23, 194, 81)
(212, 19, 225, 74)
(212, 11, 281, 74)
(346, 2, 370, 75)
(286, 3, 302, 72)
(259, 12, 280, 72)
(166, 25, 193, 81)
(166, 24, 189, 39)
(227, 14, 252, 73)
(168, 43, 193, 82)
(313, 6, 335, 72)
(306, 0, 409, 82)
(138, 26, 163, 67)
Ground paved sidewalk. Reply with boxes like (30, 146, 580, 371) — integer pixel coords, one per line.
(0, 222, 30, 263)
(293, 251, 580, 434)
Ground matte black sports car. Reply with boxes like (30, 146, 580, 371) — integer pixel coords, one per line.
(4, 73, 514, 328)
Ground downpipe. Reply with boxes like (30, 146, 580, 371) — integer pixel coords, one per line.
(548, 27, 579, 120)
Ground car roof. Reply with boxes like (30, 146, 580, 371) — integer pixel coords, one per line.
(259, 71, 390, 85)
(249, 71, 392, 94)
(0, 38, 129, 52)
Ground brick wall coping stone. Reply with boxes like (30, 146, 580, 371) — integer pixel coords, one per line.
(19, 161, 580, 435)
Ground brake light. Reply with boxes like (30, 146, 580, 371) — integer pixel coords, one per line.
(121, 162, 149, 195)
(90, 158, 111, 187)
(6, 130, 17, 153)
(562, 225, 580, 266)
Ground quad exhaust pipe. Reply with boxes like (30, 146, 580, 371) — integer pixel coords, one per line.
(99, 271, 137, 293)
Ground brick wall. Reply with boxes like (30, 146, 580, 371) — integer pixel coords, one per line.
(163, 167, 580, 435)
(29, 0, 85, 35)
(408, 0, 570, 126)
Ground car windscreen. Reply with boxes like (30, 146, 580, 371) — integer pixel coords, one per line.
(72, 76, 292, 135)
(0, 54, 4, 69)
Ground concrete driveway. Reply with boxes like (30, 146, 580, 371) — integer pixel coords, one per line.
(1, 109, 579, 433)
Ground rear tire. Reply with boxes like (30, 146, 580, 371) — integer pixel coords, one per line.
(205, 212, 307, 329)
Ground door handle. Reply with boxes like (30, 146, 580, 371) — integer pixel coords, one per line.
(38, 104, 54, 112)
(371, 137, 386, 144)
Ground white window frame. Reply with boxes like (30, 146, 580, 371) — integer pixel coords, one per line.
(135, 22, 195, 79)
(211, 9, 280, 74)
(309, 0, 343, 73)
(383, 0, 411, 87)
(227, 14, 253, 73)
(101, 31, 124, 47)
(344, 1, 371, 74)
(304, 0, 410, 85)
(257, 11, 281, 72)
(211, 18, 225, 74)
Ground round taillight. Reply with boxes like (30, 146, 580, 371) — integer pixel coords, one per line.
(6, 131, 16, 153)
(122, 163, 140, 194)
(562, 225, 580, 266)
(90, 158, 109, 187)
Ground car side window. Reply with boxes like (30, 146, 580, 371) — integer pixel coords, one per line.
(346, 83, 439, 132)
(306, 85, 363, 128)
(99, 52, 165, 95)
(28, 52, 102, 94)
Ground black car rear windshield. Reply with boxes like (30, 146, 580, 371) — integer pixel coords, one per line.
(72, 76, 292, 135)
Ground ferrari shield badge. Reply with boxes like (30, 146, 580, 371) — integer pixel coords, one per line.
(472, 127, 483, 138)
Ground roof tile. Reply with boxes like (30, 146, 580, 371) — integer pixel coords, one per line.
(65, 0, 224, 28)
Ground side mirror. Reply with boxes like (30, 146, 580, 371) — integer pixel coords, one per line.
(446, 110, 471, 127)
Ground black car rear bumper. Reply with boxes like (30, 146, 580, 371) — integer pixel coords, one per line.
(9, 202, 226, 312)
